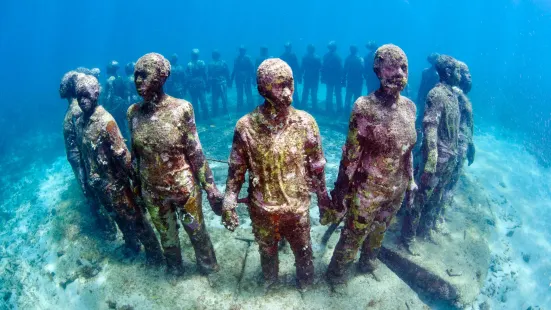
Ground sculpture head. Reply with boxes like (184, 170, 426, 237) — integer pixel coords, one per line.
(239, 45, 246, 56)
(366, 41, 378, 52)
(260, 45, 268, 56)
(76, 74, 100, 116)
(134, 53, 171, 101)
(427, 53, 440, 66)
(257, 58, 294, 109)
(59, 71, 79, 99)
(435, 55, 461, 86)
(106, 60, 120, 76)
(307, 44, 315, 54)
(373, 44, 408, 95)
(212, 50, 221, 61)
(284, 42, 292, 53)
(170, 53, 179, 65)
(327, 41, 337, 52)
(125, 62, 135, 76)
(458, 61, 472, 94)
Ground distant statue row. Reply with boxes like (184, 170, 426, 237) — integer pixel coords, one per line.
(92, 42, 384, 129)
(59, 44, 474, 291)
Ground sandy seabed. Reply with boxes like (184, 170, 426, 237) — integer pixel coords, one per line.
(0, 110, 549, 309)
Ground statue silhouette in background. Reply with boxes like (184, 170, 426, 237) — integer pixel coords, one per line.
(208, 50, 231, 116)
(230, 46, 255, 111)
(321, 41, 343, 113)
(300, 44, 322, 111)
(343, 44, 365, 113)
(186, 49, 209, 119)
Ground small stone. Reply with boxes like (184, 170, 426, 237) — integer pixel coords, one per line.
(506, 230, 514, 237)
(499, 181, 506, 188)
(57, 250, 65, 257)
(106, 300, 117, 309)
(118, 305, 134, 310)
(485, 218, 495, 226)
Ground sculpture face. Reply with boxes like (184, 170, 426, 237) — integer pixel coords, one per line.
(134, 53, 170, 101)
(257, 58, 294, 108)
(76, 75, 100, 115)
(459, 62, 472, 94)
(374, 44, 408, 94)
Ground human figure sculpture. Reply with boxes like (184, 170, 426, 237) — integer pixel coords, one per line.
(128, 53, 223, 276)
(321, 41, 343, 113)
(103, 61, 128, 137)
(208, 50, 230, 115)
(124, 62, 138, 105)
(343, 45, 365, 113)
(401, 55, 462, 250)
(166, 53, 187, 100)
(186, 49, 209, 119)
(230, 46, 255, 111)
(300, 44, 322, 111)
(363, 41, 379, 94)
(222, 58, 331, 290)
(280, 42, 301, 107)
(438, 62, 475, 226)
(60, 71, 116, 239)
(326, 45, 417, 285)
(74, 74, 163, 262)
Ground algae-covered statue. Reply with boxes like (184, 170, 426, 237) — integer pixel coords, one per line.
(222, 58, 331, 290)
(438, 62, 475, 225)
(230, 45, 256, 111)
(60, 71, 117, 239)
(74, 74, 163, 262)
(326, 44, 417, 285)
(186, 49, 209, 119)
(208, 50, 231, 116)
(401, 55, 462, 249)
(128, 53, 223, 276)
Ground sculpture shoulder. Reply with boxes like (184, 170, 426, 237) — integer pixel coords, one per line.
(400, 96, 417, 116)
(127, 103, 141, 120)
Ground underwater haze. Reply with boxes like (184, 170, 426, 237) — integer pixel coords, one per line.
(1, 0, 550, 309)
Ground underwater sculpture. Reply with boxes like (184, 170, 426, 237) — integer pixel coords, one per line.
(124, 62, 138, 105)
(60, 71, 117, 239)
(401, 55, 462, 249)
(321, 41, 343, 113)
(186, 49, 209, 119)
(230, 45, 256, 111)
(128, 53, 223, 276)
(363, 41, 379, 94)
(343, 44, 365, 113)
(103, 60, 128, 137)
(280, 42, 301, 107)
(416, 53, 441, 133)
(208, 50, 231, 116)
(166, 53, 187, 100)
(74, 74, 163, 262)
(300, 44, 322, 111)
(438, 62, 475, 225)
(222, 58, 332, 290)
(326, 44, 417, 284)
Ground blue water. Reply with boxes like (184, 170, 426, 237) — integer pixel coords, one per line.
(1, 0, 550, 309)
